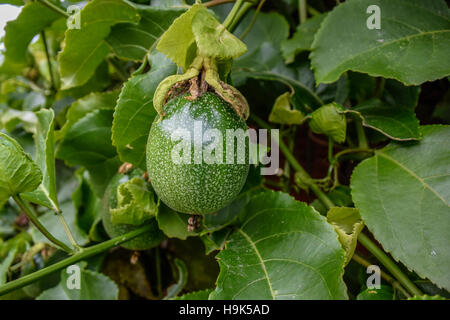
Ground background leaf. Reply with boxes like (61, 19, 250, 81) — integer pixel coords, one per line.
(112, 51, 176, 168)
(58, 0, 140, 89)
(281, 14, 326, 64)
(107, 6, 184, 61)
(351, 125, 450, 291)
(57, 109, 121, 196)
(3, 2, 62, 66)
(210, 191, 347, 300)
(21, 109, 59, 211)
(311, 0, 450, 85)
(349, 99, 421, 141)
(57, 90, 120, 141)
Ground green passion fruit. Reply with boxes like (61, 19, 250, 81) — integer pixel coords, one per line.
(146, 92, 250, 215)
(101, 169, 164, 250)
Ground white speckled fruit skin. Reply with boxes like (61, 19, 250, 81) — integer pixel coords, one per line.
(146, 93, 249, 215)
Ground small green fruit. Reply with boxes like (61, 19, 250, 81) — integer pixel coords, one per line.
(146, 92, 249, 215)
(101, 169, 164, 250)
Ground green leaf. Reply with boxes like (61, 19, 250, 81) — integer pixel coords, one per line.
(112, 51, 176, 168)
(110, 177, 158, 226)
(351, 125, 450, 291)
(349, 99, 421, 141)
(56, 109, 121, 196)
(281, 14, 326, 64)
(156, 204, 198, 240)
(201, 228, 231, 255)
(327, 207, 364, 265)
(72, 170, 103, 241)
(311, 0, 450, 85)
(21, 109, 59, 211)
(0, 132, 42, 207)
(37, 263, 118, 300)
(0, 248, 17, 286)
(31, 201, 89, 248)
(3, 2, 62, 65)
(0, 232, 31, 259)
(357, 285, 393, 300)
(269, 92, 306, 125)
(192, 8, 247, 60)
(176, 289, 212, 300)
(383, 79, 420, 110)
(156, 4, 203, 70)
(309, 103, 347, 143)
(210, 191, 347, 300)
(0, 109, 37, 134)
(57, 90, 120, 141)
(58, 0, 140, 89)
(107, 6, 184, 61)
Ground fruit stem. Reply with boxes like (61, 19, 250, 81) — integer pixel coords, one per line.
(357, 233, 423, 297)
(0, 224, 153, 297)
(12, 194, 73, 254)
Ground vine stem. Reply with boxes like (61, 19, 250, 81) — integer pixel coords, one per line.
(222, 0, 244, 29)
(357, 233, 423, 297)
(12, 195, 73, 254)
(331, 147, 373, 164)
(250, 114, 334, 210)
(299, 0, 307, 24)
(56, 210, 82, 253)
(40, 31, 55, 91)
(352, 253, 411, 298)
(0, 224, 153, 296)
(227, 2, 254, 32)
(205, 0, 235, 7)
(36, 0, 69, 18)
(240, 0, 266, 39)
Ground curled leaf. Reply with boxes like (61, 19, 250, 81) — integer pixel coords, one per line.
(0, 132, 42, 207)
(269, 92, 306, 125)
(110, 177, 159, 226)
(309, 103, 347, 143)
(327, 207, 364, 265)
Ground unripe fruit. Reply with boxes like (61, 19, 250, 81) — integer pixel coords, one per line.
(146, 92, 249, 215)
(101, 169, 164, 250)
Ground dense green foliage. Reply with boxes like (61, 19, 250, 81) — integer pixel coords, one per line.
(0, 0, 448, 301)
